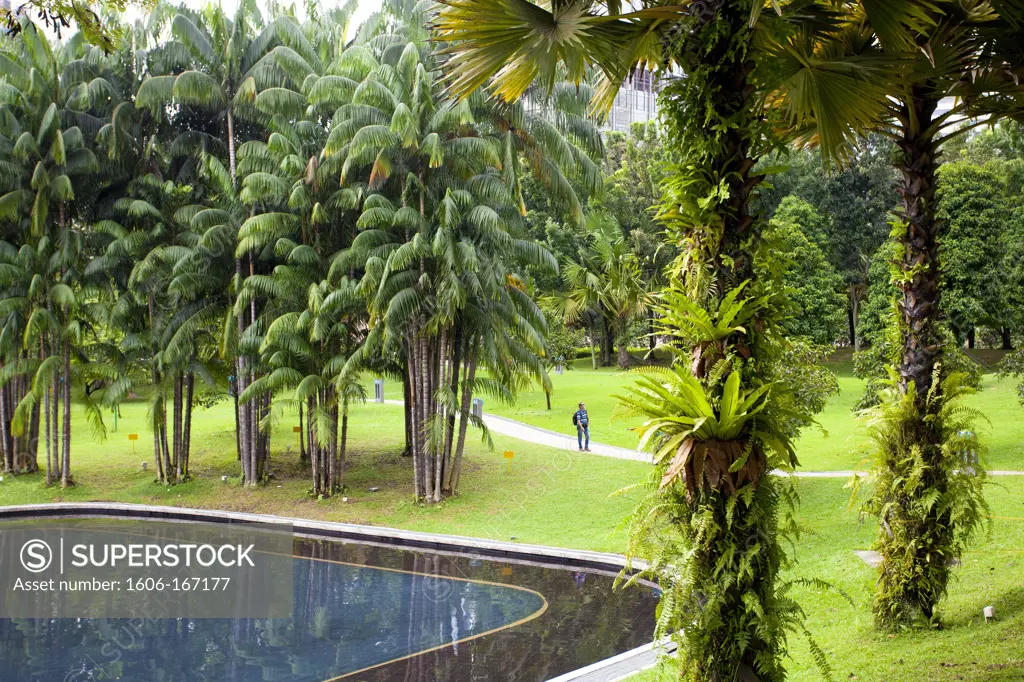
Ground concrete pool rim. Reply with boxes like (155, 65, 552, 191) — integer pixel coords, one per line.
(0, 502, 668, 682)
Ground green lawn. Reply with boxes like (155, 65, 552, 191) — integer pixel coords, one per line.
(0, 399, 647, 553)
(629, 480, 1024, 681)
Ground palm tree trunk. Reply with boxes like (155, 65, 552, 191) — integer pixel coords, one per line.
(432, 330, 447, 502)
(0, 379, 11, 474)
(308, 396, 319, 494)
(616, 318, 630, 369)
(226, 105, 237, 183)
(588, 319, 598, 370)
(895, 92, 943, 413)
(443, 322, 462, 480)
(601, 316, 612, 366)
(449, 338, 477, 494)
(419, 333, 433, 501)
(172, 373, 182, 480)
(159, 416, 171, 486)
(339, 396, 349, 491)
(50, 358, 59, 483)
(43, 373, 52, 486)
(878, 88, 950, 624)
(403, 365, 413, 457)
(298, 401, 307, 462)
(850, 283, 861, 352)
(327, 394, 337, 496)
(405, 337, 420, 498)
(648, 310, 656, 352)
(182, 372, 194, 479)
(60, 339, 71, 488)
(27, 391, 40, 473)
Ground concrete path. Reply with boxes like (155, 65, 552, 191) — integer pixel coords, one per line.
(377, 400, 1024, 477)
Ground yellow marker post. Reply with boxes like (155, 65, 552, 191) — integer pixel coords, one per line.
(128, 433, 139, 453)
(503, 450, 514, 473)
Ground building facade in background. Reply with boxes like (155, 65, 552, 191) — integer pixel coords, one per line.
(603, 70, 660, 133)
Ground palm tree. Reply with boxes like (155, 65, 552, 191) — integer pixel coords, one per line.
(562, 213, 652, 369)
(434, 1, 895, 678)
(773, 0, 1024, 627)
(0, 19, 109, 488)
(323, 16, 594, 501)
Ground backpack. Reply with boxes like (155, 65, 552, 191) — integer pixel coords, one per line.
(572, 411, 578, 426)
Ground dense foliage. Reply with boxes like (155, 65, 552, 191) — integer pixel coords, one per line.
(0, 2, 600, 501)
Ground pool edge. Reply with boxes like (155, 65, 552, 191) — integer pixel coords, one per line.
(0, 502, 662, 681)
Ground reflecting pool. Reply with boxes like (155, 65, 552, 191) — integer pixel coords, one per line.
(0, 532, 659, 681)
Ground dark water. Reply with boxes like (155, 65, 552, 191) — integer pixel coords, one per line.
(0, 536, 659, 681)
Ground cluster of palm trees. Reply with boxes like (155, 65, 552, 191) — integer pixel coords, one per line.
(0, 0, 601, 500)
(557, 211, 653, 370)
(437, 0, 1024, 678)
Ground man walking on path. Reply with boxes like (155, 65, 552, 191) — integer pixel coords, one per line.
(573, 402, 590, 452)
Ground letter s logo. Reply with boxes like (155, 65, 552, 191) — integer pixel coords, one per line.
(20, 539, 53, 573)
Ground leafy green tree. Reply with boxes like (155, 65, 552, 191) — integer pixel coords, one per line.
(0, 20, 110, 487)
(761, 197, 847, 346)
(936, 162, 1005, 346)
(759, 138, 898, 349)
(561, 213, 652, 369)
(779, 0, 1024, 627)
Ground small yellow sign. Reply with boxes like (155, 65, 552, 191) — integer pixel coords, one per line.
(293, 426, 301, 433)
(503, 451, 514, 459)
(128, 433, 139, 453)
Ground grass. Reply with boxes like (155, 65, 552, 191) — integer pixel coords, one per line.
(629, 479, 1024, 681)
(0, 399, 648, 553)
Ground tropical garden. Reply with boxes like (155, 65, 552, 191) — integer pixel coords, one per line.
(1, 0, 1024, 680)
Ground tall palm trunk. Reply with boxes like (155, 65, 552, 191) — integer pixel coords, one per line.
(442, 323, 462, 486)
(181, 372, 194, 479)
(0, 379, 11, 474)
(298, 401, 307, 462)
(616, 318, 630, 369)
(448, 338, 477, 494)
(339, 396, 349, 491)
(895, 87, 943, 404)
(26, 392, 40, 473)
(637, 4, 786, 679)
(402, 365, 413, 457)
(588, 319, 598, 370)
(50, 345, 60, 484)
(235, 256, 252, 485)
(226, 104, 237, 182)
(850, 283, 861, 352)
(172, 374, 183, 478)
(60, 339, 71, 488)
(418, 332, 433, 501)
(43, 372, 52, 486)
(876, 87, 951, 623)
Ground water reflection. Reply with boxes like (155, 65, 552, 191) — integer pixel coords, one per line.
(0, 538, 657, 681)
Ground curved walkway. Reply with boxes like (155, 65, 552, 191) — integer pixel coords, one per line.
(379, 400, 1024, 477)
